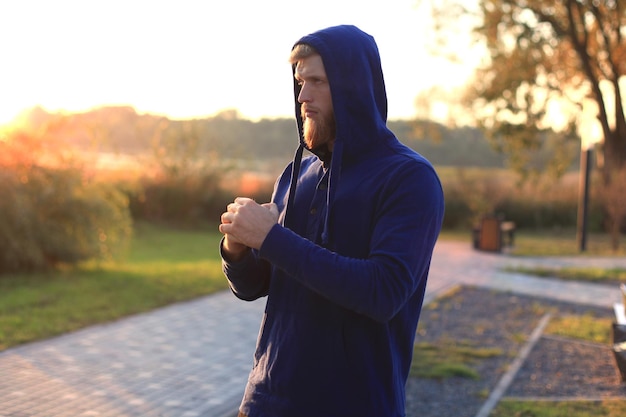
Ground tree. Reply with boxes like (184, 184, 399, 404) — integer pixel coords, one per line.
(420, 0, 625, 246)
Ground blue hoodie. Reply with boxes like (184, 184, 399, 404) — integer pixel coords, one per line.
(222, 25, 444, 417)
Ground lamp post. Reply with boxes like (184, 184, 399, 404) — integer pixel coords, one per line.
(576, 116, 602, 252)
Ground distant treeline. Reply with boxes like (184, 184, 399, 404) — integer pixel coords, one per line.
(22, 106, 511, 169)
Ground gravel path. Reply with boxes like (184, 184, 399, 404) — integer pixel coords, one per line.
(405, 285, 626, 417)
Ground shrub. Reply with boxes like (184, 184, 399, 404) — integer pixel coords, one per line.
(127, 171, 230, 226)
(0, 133, 132, 273)
(125, 167, 275, 227)
(439, 168, 604, 232)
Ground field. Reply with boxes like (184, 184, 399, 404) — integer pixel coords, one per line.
(0, 222, 227, 351)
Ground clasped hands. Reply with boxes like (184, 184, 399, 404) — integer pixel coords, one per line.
(219, 197, 279, 256)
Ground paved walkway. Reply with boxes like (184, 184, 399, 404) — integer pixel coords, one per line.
(2, 240, 626, 417)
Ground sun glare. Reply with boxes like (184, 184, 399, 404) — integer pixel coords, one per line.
(0, 0, 480, 123)
(0, 118, 18, 140)
(0, 107, 30, 135)
(0, 109, 19, 129)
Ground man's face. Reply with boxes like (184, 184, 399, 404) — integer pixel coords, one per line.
(294, 54, 335, 151)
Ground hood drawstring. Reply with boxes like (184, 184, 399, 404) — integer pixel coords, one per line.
(284, 144, 304, 229)
(283, 140, 341, 247)
(321, 140, 343, 246)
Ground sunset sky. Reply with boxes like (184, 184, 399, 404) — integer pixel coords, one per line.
(0, 0, 480, 126)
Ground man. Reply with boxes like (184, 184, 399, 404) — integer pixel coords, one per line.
(219, 25, 444, 417)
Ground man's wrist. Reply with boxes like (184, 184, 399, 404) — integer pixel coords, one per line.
(221, 237, 251, 262)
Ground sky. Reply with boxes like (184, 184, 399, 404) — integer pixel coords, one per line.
(0, 0, 480, 126)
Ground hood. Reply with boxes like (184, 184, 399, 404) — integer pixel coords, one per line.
(293, 24, 395, 160)
(285, 25, 395, 244)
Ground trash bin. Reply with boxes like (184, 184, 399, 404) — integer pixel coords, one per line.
(477, 215, 502, 252)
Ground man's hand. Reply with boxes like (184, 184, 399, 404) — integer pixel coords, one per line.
(219, 197, 279, 250)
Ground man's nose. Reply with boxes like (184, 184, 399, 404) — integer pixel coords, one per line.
(297, 84, 311, 103)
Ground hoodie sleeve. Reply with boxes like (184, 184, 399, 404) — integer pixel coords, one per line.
(258, 162, 444, 322)
(220, 238, 271, 301)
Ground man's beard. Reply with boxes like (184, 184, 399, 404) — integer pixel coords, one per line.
(303, 110, 336, 151)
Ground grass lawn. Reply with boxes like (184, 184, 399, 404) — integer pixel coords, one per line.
(491, 399, 626, 416)
(0, 222, 228, 351)
(410, 340, 502, 380)
(440, 228, 626, 257)
(503, 265, 626, 285)
(510, 230, 626, 257)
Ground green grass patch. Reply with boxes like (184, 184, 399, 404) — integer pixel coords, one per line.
(544, 313, 613, 345)
(410, 339, 502, 380)
(508, 230, 626, 257)
(504, 265, 626, 285)
(442, 227, 626, 257)
(0, 222, 228, 351)
(491, 399, 626, 416)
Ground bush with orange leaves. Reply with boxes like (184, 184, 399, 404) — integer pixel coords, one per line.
(0, 131, 132, 273)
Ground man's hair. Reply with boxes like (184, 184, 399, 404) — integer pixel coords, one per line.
(289, 43, 318, 64)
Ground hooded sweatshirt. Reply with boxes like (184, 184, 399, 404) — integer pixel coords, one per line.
(222, 25, 445, 417)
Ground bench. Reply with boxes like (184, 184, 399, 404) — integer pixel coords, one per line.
(614, 304, 626, 325)
(500, 221, 516, 247)
(613, 303, 626, 381)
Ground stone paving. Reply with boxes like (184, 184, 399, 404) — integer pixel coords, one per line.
(2, 240, 626, 417)
(0, 292, 264, 417)
(426, 241, 626, 307)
